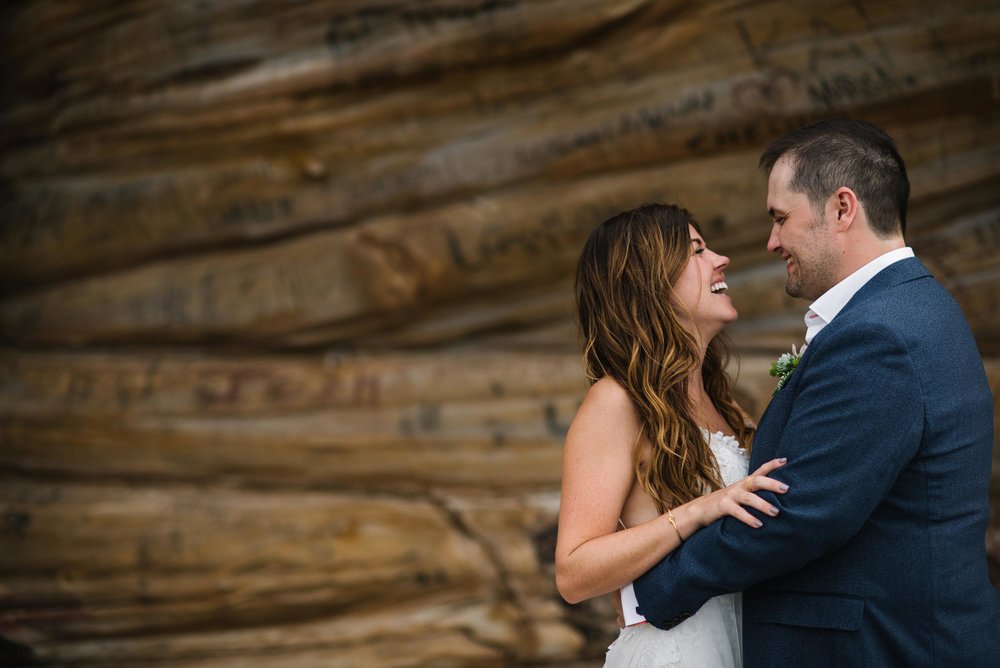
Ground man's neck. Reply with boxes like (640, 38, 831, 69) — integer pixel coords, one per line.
(836, 236, 905, 284)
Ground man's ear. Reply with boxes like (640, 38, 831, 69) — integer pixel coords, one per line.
(832, 187, 858, 230)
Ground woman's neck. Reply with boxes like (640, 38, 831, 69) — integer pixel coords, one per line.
(687, 366, 732, 435)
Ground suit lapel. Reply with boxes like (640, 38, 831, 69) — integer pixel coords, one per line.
(749, 358, 805, 468)
(748, 257, 928, 469)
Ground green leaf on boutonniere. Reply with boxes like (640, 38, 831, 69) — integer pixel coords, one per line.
(769, 345, 802, 393)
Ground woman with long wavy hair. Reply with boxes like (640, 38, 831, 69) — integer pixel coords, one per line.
(555, 203, 788, 667)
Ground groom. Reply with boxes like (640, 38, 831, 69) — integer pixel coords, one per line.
(633, 119, 1000, 665)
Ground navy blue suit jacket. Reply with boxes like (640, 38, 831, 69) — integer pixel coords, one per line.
(634, 258, 1000, 666)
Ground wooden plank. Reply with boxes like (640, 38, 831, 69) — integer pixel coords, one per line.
(0, 350, 587, 417)
(0, 481, 587, 665)
(1, 3, 996, 290)
(1, 113, 996, 348)
(13, 595, 550, 667)
(0, 398, 576, 491)
(0, 351, 584, 489)
(0, 478, 491, 590)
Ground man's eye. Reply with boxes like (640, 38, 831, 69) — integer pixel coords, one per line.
(774, 214, 789, 225)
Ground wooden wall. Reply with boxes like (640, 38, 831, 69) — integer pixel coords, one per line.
(1, 1, 997, 665)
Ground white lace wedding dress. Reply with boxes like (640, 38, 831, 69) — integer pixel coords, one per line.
(604, 430, 749, 668)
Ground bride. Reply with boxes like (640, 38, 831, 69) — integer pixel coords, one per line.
(555, 203, 788, 667)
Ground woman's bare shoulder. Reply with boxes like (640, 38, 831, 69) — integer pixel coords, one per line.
(572, 377, 639, 430)
(564, 377, 641, 465)
(584, 376, 634, 409)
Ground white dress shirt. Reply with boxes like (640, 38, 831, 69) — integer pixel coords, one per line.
(803, 247, 915, 348)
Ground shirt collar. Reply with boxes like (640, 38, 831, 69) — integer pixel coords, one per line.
(804, 247, 914, 345)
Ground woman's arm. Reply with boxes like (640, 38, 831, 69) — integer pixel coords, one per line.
(555, 378, 786, 604)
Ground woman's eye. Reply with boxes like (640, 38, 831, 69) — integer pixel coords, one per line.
(694, 247, 705, 254)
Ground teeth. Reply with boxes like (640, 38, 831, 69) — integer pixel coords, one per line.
(710, 281, 728, 294)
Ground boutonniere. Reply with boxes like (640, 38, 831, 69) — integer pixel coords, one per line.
(769, 344, 802, 393)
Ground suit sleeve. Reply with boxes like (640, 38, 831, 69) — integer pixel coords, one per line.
(633, 322, 924, 628)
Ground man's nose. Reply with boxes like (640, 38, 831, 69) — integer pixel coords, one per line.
(766, 224, 781, 254)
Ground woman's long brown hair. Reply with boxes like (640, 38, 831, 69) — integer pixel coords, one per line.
(575, 203, 754, 512)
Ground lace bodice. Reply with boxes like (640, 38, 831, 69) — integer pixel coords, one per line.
(702, 429, 749, 486)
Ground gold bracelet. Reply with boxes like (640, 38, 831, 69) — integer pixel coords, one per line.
(666, 508, 683, 543)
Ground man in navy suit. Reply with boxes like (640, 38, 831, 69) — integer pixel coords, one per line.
(633, 119, 1000, 665)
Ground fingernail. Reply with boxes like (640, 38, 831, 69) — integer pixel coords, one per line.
(769, 506, 779, 515)
(779, 484, 789, 492)
(754, 519, 763, 528)
(778, 458, 787, 463)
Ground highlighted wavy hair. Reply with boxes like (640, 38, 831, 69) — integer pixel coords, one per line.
(575, 203, 754, 512)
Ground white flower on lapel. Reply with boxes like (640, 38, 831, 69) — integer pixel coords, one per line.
(769, 344, 802, 393)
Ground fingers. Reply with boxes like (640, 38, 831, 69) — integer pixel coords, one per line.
(731, 505, 766, 528)
(745, 457, 790, 496)
(704, 460, 791, 529)
(725, 491, 779, 528)
(743, 473, 789, 496)
(751, 457, 788, 477)
(731, 458, 790, 529)
(715, 485, 779, 528)
(738, 489, 782, 523)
